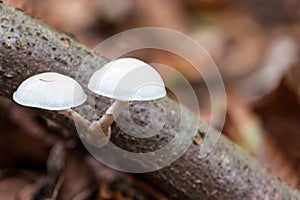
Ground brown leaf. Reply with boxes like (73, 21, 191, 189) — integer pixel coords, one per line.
(224, 91, 264, 154)
(134, 0, 187, 32)
(255, 78, 300, 158)
(18, 179, 47, 200)
(0, 177, 30, 200)
(0, 98, 52, 167)
(256, 133, 300, 189)
(58, 151, 97, 200)
(255, 68, 300, 189)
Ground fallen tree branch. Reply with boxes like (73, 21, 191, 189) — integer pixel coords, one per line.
(0, 3, 300, 199)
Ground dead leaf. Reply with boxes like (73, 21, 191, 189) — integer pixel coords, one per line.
(254, 72, 300, 189)
(0, 177, 30, 200)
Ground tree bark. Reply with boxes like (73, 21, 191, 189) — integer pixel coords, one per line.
(0, 2, 299, 199)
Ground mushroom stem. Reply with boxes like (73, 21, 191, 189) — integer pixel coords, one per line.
(106, 100, 127, 116)
(89, 100, 127, 136)
(58, 109, 90, 127)
(99, 100, 127, 134)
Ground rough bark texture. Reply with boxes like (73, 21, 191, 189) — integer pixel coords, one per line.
(0, 3, 300, 199)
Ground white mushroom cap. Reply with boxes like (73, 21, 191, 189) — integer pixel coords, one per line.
(13, 72, 87, 110)
(88, 58, 166, 101)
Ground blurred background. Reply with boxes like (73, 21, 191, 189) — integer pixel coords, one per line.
(1, 0, 300, 199)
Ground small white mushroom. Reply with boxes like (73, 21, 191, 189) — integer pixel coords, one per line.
(13, 72, 87, 110)
(13, 72, 88, 127)
(88, 58, 166, 144)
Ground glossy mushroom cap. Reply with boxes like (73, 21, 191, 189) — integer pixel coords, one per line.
(88, 58, 166, 101)
(13, 72, 87, 110)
